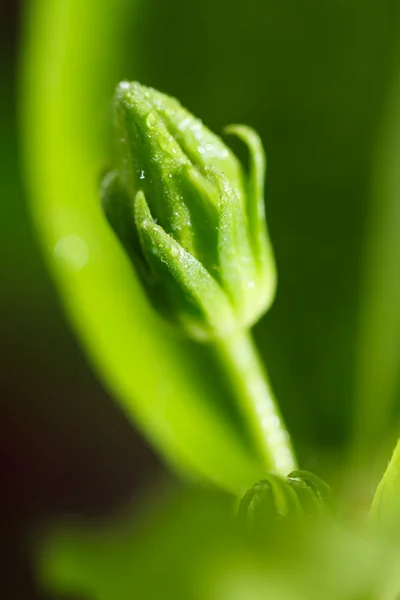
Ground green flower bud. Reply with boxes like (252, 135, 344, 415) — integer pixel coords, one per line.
(237, 475, 302, 527)
(102, 81, 276, 340)
(238, 471, 334, 532)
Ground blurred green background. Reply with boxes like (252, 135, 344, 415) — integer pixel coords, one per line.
(3, 0, 400, 597)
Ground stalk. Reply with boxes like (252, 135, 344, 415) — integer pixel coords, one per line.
(214, 329, 297, 476)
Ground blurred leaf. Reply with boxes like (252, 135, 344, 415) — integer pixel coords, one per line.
(370, 437, 400, 531)
(353, 59, 400, 464)
(37, 486, 400, 600)
(20, 0, 268, 493)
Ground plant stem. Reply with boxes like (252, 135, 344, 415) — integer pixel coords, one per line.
(214, 329, 297, 477)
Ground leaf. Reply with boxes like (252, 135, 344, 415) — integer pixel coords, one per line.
(370, 437, 400, 532)
(37, 487, 400, 600)
(353, 63, 400, 462)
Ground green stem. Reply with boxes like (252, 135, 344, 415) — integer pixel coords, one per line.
(214, 329, 297, 477)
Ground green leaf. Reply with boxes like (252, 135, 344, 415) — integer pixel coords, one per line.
(370, 437, 400, 532)
(353, 64, 400, 463)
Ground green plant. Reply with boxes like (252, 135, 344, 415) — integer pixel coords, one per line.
(25, 76, 400, 600)
(19, 1, 400, 599)
(101, 81, 295, 476)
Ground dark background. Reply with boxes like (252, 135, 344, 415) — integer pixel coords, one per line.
(3, 0, 400, 597)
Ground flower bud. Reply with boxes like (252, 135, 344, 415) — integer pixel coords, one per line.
(238, 471, 334, 531)
(102, 81, 276, 340)
(237, 475, 298, 526)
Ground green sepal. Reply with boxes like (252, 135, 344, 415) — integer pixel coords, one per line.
(115, 83, 194, 251)
(206, 166, 259, 326)
(225, 125, 277, 311)
(134, 190, 237, 340)
(101, 170, 147, 278)
(177, 165, 220, 276)
(144, 86, 245, 195)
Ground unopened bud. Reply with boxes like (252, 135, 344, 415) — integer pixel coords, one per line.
(102, 81, 276, 340)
